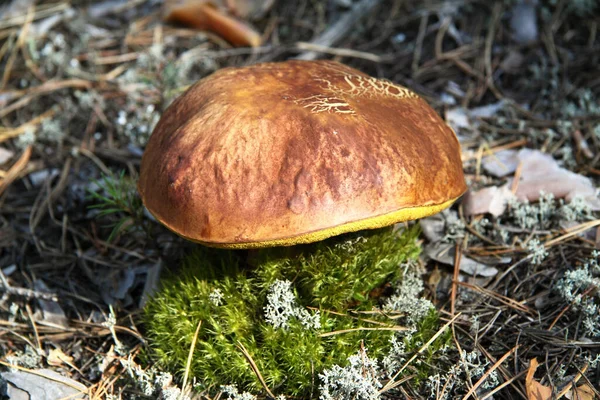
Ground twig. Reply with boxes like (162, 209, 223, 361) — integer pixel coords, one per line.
(479, 369, 528, 400)
(412, 12, 429, 74)
(0, 79, 92, 118)
(380, 313, 461, 393)
(480, 2, 503, 100)
(462, 345, 518, 400)
(295, 0, 383, 61)
(451, 243, 462, 316)
(319, 326, 409, 337)
(0, 271, 59, 301)
(295, 42, 382, 62)
(29, 157, 72, 233)
(462, 139, 527, 161)
(543, 219, 600, 247)
(181, 320, 202, 399)
(0, 2, 69, 30)
(548, 286, 596, 331)
(0, 145, 32, 196)
(237, 341, 276, 398)
(25, 304, 42, 351)
(456, 281, 533, 314)
(0, 108, 56, 143)
(1, 5, 34, 89)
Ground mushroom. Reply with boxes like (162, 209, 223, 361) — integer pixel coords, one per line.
(138, 60, 466, 249)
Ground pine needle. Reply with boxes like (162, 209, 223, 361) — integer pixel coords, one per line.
(181, 319, 202, 400)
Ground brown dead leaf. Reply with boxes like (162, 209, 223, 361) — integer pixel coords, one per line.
(476, 149, 600, 215)
(47, 348, 74, 367)
(164, 0, 262, 47)
(463, 184, 515, 217)
(526, 358, 552, 400)
(425, 242, 499, 277)
(512, 149, 599, 209)
(565, 384, 597, 400)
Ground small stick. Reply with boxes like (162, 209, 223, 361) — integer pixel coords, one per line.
(462, 345, 518, 400)
(451, 243, 462, 316)
(380, 313, 462, 393)
(479, 369, 528, 400)
(544, 219, 600, 247)
(456, 281, 532, 314)
(0, 79, 92, 119)
(181, 320, 202, 399)
(319, 326, 409, 337)
(412, 13, 429, 74)
(0, 145, 32, 196)
(295, 42, 382, 62)
(462, 139, 527, 161)
(511, 161, 523, 194)
(0, 108, 56, 143)
(572, 129, 594, 159)
(1, 5, 34, 89)
(295, 0, 383, 61)
(25, 304, 42, 351)
(0, 280, 59, 302)
(237, 341, 276, 398)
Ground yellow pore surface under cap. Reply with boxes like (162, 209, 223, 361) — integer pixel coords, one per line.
(176, 196, 460, 249)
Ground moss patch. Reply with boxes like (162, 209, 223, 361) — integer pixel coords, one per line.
(144, 226, 442, 397)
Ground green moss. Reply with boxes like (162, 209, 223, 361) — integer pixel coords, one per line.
(144, 226, 443, 397)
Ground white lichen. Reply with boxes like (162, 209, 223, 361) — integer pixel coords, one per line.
(527, 238, 548, 265)
(264, 279, 321, 330)
(555, 252, 600, 336)
(209, 288, 224, 306)
(319, 348, 382, 400)
(425, 350, 499, 399)
(383, 266, 434, 325)
(221, 385, 257, 400)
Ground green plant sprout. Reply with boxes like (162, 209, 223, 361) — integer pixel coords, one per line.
(144, 226, 451, 398)
(87, 170, 145, 242)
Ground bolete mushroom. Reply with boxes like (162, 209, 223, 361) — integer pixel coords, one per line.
(138, 60, 466, 248)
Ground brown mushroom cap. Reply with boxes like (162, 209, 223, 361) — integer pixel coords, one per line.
(138, 60, 466, 248)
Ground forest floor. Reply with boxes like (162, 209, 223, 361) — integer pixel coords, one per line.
(0, 0, 599, 399)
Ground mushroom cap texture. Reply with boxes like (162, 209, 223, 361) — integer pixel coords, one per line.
(138, 60, 467, 248)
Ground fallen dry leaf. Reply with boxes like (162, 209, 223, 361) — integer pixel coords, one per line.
(565, 383, 597, 400)
(510, 149, 600, 210)
(47, 348, 74, 367)
(471, 149, 600, 217)
(34, 279, 69, 328)
(445, 101, 506, 132)
(164, 0, 262, 47)
(425, 242, 499, 277)
(1, 369, 86, 400)
(463, 184, 515, 217)
(482, 149, 521, 177)
(526, 358, 553, 400)
(419, 213, 446, 242)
